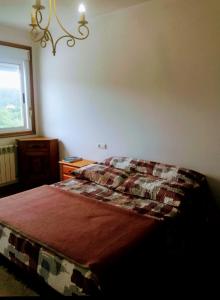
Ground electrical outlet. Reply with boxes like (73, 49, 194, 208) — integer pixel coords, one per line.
(98, 144, 107, 150)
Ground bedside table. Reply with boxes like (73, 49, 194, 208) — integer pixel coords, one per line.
(17, 137, 59, 187)
(59, 159, 95, 181)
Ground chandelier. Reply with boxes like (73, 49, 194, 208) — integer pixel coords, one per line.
(29, 0, 89, 56)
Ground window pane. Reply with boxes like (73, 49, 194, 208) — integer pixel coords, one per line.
(0, 63, 24, 129)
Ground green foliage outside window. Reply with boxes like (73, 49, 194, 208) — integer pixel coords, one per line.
(0, 88, 23, 129)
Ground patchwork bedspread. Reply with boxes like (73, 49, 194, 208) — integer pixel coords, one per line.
(0, 173, 201, 296)
(54, 178, 180, 221)
(0, 225, 98, 295)
(0, 179, 166, 296)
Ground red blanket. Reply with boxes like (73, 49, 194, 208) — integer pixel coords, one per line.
(0, 185, 159, 273)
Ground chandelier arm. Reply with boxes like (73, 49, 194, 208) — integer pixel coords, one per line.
(35, 2, 52, 32)
(31, 0, 54, 44)
(53, 0, 74, 37)
(53, 0, 89, 40)
(40, 29, 56, 55)
(54, 35, 76, 51)
(76, 24, 89, 40)
(40, 31, 50, 48)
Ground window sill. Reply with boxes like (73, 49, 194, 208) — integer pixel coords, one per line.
(0, 129, 36, 138)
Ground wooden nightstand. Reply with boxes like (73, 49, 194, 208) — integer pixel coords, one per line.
(59, 159, 95, 181)
(16, 137, 59, 187)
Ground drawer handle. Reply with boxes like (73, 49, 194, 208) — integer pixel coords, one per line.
(29, 144, 43, 149)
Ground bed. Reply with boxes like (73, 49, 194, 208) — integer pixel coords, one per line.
(0, 156, 207, 296)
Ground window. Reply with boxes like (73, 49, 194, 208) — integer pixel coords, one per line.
(0, 42, 35, 137)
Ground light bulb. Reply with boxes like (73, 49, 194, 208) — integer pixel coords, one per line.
(78, 3, 86, 13)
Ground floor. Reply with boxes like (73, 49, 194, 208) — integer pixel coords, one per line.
(0, 260, 38, 296)
(0, 255, 61, 297)
(0, 183, 30, 198)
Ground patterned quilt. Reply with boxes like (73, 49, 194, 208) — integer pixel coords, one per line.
(0, 224, 100, 296)
(54, 178, 179, 221)
(0, 166, 204, 296)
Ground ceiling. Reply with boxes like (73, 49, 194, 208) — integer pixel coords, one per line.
(0, 0, 149, 30)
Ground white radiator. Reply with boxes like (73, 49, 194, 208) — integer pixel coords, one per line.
(0, 145, 17, 186)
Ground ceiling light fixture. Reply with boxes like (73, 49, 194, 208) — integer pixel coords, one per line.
(29, 0, 89, 56)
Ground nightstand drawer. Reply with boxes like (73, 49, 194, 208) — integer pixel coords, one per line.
(25, 141, 49, 151)
(59, 159, 95, 181)
(63, 174, 74, 180)
(62, 165, 77, 175)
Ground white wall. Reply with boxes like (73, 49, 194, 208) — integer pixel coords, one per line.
(0, 24, 30, 45)
(0, 24, 38, 145)
(36, 0, 220, 203)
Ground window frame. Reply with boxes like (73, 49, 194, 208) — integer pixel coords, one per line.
(0, 41, 36, 138)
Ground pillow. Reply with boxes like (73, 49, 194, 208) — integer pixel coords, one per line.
(72, 164, 129, 189)
(116, 173, 191, 207)
(101, 157, 134, 172)
(101, 157, 178, 178)
(102, 157, 205, 187)
(175, 168, 206, 187)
